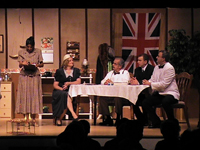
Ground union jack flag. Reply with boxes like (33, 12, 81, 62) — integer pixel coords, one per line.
(122, 13, 161, 73)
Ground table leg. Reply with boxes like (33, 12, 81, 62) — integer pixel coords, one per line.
(76, 96, 80, 116)
(93, 96, 97, 125)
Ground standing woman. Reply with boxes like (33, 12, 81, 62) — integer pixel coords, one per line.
(15, 36, 44, 125)
(52, 54, 80, 126)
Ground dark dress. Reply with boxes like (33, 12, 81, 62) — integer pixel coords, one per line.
(52, 67, 81, 118)
(95, 56, 104, 84)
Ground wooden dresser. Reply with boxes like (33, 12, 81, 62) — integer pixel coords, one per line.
(0, 82, 14, 119)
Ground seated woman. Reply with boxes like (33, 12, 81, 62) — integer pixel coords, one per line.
(52, 54, 80, 126)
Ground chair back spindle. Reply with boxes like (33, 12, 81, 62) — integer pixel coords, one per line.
(176, 72, 193, 104)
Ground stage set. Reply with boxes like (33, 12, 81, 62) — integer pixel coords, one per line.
(0, 72, 199, 150)
(0, 8, 200, 150)
(0, 118, 199, 150)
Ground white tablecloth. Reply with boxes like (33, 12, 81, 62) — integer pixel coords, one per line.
(68, 84, 149, 104)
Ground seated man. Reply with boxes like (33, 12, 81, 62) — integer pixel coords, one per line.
(142, 50, 180, 128)
(130, 53, 154, 125)
(99, 57, 130, 126)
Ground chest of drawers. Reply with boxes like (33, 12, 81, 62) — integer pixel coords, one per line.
(0, 82, 13, 118)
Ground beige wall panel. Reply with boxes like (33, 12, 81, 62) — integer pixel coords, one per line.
(193, 8, 200, 33)
(7, 9, 32, 69)
(34, 8, 59, 69)
(0, 9, 6, 68)
(168, 8, 192, 39)
(88, 9, 110, 70)
(60, 9, 85, 69)
(112, 8, 166, 56)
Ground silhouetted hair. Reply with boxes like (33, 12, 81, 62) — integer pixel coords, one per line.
(123, 120, 144, 141)
(138, 53, 149, 63)
(159, 50, 170, 62)
(160, 119, 180, 140)
(79, 119, 90, 135)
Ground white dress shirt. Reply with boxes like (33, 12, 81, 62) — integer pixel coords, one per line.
(101, 69, 130, 84)
(142, 64, 148, 72)
(149, 62, 180, 100)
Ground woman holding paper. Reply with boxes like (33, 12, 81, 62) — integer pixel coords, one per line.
(15, 36, 44, 126)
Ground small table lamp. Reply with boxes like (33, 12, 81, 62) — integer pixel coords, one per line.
(82, 58, 89, 76)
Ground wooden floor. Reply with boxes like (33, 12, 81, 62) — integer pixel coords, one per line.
(0, 118, 199, 137)
(0, 118, 199, 150)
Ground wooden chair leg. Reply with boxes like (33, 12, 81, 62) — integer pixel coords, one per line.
(183, 107, 190, 129)
(76, 96, 80, 116)
(130, 104, 135, 120)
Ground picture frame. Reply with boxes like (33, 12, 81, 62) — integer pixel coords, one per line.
(0, 34, 4, 53)
(66, 41, 80, 60)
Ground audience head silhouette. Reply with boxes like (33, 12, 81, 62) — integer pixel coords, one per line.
(160, 119, 180, 140)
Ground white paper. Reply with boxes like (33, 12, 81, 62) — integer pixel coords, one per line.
(42, 53, 53, 63)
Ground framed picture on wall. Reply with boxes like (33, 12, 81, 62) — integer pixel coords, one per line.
(0, 34, 3, 53)
(66, 41, 80, 60)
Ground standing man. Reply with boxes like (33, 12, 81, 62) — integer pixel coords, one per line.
(99, 57, 130, 126)
(130, 53, 154, 125)
(142, 50, 180, 128)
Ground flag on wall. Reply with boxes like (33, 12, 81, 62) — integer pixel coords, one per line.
(122, 13, 161, 73)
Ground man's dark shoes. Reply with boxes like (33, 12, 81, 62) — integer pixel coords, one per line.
(148, 123, 160, 129)
(99, 119, 113, 126)
(73, 118, 79, 122)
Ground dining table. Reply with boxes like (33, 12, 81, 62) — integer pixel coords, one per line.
(68, 84, 149, 125)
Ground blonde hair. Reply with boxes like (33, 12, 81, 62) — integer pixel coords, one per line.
(62, 56, 73, 69)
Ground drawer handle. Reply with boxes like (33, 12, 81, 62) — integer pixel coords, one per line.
(4, 104, 6, 107)
(4, 96, 6, 98)
(4, 87, 6, 89)
(4, 113, 5, 115)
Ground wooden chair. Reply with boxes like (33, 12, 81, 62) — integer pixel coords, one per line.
(159, 72, 193, 128)
(75, 73, 93, 119)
